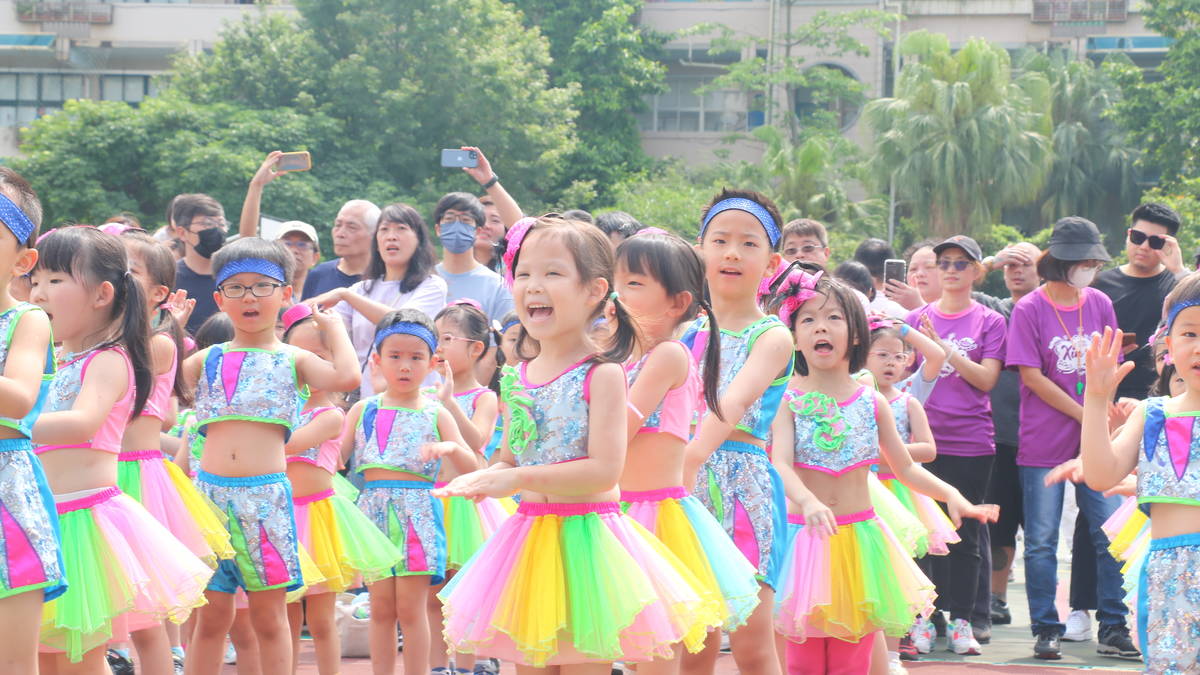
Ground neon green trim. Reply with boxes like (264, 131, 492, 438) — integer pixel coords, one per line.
(1165, 411, 1200, 419)
(0, 579, 53, 599)
(1139, 496, 1200, 508)
(355, 464, 436, 481)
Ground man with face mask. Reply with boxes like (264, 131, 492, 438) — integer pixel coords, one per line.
(169, 193, 228, 333)
(433, 191, 513, 320)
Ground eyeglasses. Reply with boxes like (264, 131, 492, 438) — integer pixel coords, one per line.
(439, 334, 480, 345)
(937, 259, 972, 271)
(281, 240, 316, 251)
(217, 282, 284, 298)
(1128, 229, 1166, 250)
(786, 244, 824, 254)
(869, 350, 909, 364)
(187, 217, 229, 232)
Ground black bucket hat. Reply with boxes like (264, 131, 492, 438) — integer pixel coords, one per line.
(1048, 217, 1111, 262)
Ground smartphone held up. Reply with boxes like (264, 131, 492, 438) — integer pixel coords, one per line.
(441, 148, 478, 169)
(276, 151, 312, 172)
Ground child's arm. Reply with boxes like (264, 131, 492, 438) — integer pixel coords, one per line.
(172, 438, 192, 473)
(908, 316, 947, 382)
(626, 343, 688, 442)
(685, 326, 793, 478)
(0, 309, 51, 420)
(32, 350, 127, 445)
(434, 364, 496, 453)
(284, 408, 345, 456)
(770, 397, 837, 536)
(421, 407, 479, 475)
(1081, 328, 1141, 491)
(338, 400, 365, 469)
(903, 396, 936, 463)
(180, 348, 205, 394)
(875, 391, 998, 526)
(295, 310, 361, 393)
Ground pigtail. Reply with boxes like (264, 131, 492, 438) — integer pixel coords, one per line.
(698, 299, 724, 421)
(117, 271, 153, 418)
(599, 294, 638, 364)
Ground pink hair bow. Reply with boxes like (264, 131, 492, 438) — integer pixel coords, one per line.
(776, 269, 824, 327)
(502, 217, 536, 290)
(451, 298, 484, 312)
(632, 226, 670, 238)
(867, 313, 893, 332)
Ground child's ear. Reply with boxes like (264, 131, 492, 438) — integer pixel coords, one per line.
(13, 247, 37, 276)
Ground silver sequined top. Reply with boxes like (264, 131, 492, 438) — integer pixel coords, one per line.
(1139, 397, 1200, 507)
(787, 386, 878, 475)
(0, 303, 52, 437)
(194, 344, 304, 440)
(354, 396, 442, 480)
(889, 392, 913, 444)
(510, 359, 594, 467)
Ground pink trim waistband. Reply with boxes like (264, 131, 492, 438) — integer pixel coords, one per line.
(877, 472, 897, 481)
(788, 507, 875, 526)
(794, 458, 876, 476)
(620, 486, 688, 502)
(293, 489, 334, 506)
(434, 481, 449, 489)
(517, 501, 620, 517)
(56, 486, 120, 514)
(118, 450, 165, 462)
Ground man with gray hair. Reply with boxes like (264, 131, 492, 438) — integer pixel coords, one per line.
(301, 199, 382, 301)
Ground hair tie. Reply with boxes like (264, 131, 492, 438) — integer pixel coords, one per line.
(700, 197, 780, 247)
(0, 192, 35, 245)
(867, 313, 893, 332)
(214, 257, 287, 286)
(610, 291, 619, 302)
(502, 217, 537, 289)
(373, 321, 437, 354)
(451, 298, 484, 312)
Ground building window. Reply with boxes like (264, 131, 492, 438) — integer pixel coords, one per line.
(101, 74, 152, 103)
(793, 63, 862, 131)
(0, 72, 85, 128)
(638, 75, 747, 133)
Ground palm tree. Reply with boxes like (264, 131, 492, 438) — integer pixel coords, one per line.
(864, 31, 1052, 238)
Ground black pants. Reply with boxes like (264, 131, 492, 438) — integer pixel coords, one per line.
(987, 443, 1023, 550)
(1070, 512, 1098, 611)
(927, 453, 994, 622)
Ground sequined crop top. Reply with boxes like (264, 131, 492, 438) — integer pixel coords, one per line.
(785, 386, 878, 475)
(353, 396, 442, 480)
(287, 406, 343, 475)
(194, 343, 304, 440)
(37, 346, 135, 454)
(625, 341, 698, 443)
(141, 336, 177, 422)
(889, 393, 913, 443)
(501, 358, 596, 467)
(1138, 397, 1200, 508)
(0, 303, 53, 438)
(683, 315, 793, 441)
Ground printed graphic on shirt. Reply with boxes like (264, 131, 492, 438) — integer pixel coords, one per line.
(940, 334, 978, 377)
(1049, 333, 1092, 375)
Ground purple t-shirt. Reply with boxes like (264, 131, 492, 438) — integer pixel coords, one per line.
(905, 302, 1007, 457)
(1006, 286, 1118, 468)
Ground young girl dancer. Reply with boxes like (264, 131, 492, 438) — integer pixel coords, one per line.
(435, 215, 710, 672)
(429, 300, 508, 675)
(0, 171, 64, 674)
(769, 270, 997, 675)
(182, 238, 360, 675)
(681, 189, 795, 675)
(615, 229, 761, 674)
(31, 227, 211, 671)
(340, 308, 477, 675)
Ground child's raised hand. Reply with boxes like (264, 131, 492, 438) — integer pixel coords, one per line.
(1044, 457, 1084, 486)
(432, 468, 519, 502)
(435, 359, 455, 403)
(309, 307, 342, 332)
(918, 314, 943, 345)
(164, 289, 195, 328)
(1085, 328, 1136, 399)
(801, 499, 838, 539)
(947, 495, 999, 527)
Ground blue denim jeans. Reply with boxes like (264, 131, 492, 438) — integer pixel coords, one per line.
(1019, 466, 1128, 636)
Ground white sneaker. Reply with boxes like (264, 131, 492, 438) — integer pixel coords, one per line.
(223, 643, 236, 665)
(949, 618, 981, 655)
(887, 656, 907, 674)
(910, 618, 934, 654)
(1063, 609, 1093, 642)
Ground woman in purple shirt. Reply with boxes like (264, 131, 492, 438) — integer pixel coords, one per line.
(905, 235, 1007, 657)
(1005, 217, 1136, 661)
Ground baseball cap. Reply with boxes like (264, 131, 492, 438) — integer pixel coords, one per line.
(932, 235, 983, 262)
(275, 221, 319, 247)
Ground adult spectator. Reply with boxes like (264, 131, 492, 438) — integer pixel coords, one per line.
(432, 191, 513, 320)
(780, 218, 831, 267)
(169, 193, 228, 333)
(454, 146, 522, 277)
(1092, 203, 1185, 400)
(889, 238, 941, 310)
(831, 261, 874, 314)
(274, 221, 321, 299)
(302, 200, 382, 301)
(308, 203, 446, 398)
(1005, 218, 1135, 661)
(595, 211, 643, 249)
(562, 209, 593, 224)
(854, 237, 908, 318)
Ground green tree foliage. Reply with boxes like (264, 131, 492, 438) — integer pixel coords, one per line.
(865, 31, 1052, 238)
(505, 0, 668, 205)
(1105, 0, 1200, 185)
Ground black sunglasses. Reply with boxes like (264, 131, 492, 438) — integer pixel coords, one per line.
(1129, 229, 1166, 250)
(937, 259, 972, 271)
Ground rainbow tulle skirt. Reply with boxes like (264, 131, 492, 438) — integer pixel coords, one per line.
(622, 486, 760, 632)
(876, 472, 960, 556)
(436, 482, 513, 571)
(775, 509, 935, 643)
(867, 473, 929, 558)
(41, 487, 211, 662)
(439, 500, 714, 667)
(293, 488, 404, 594)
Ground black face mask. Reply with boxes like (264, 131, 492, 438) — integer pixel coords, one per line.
(194, 227, 226, 259)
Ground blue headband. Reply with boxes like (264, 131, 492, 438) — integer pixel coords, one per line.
(214, 258, 287, 286)
(1168, 299, 1200, 332)
(373, 321, 437, 354)
(0, 192, 36, 245)
(501, 318, 520, 333)
(700, 197, 780, 247)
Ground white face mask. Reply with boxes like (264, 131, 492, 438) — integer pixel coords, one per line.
(1067, 264, 1099, 289)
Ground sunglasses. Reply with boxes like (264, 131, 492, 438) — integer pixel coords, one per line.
(936, 259, 972, 271)
(1128, 229, 1166, 250)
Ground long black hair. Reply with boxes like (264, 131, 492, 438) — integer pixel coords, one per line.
(37, 227, 152, 417)
(364, 203, 436, 294)
(616, 231, 722, 420)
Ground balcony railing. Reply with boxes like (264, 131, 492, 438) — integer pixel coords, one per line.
(16, 2, 114, 24)
(1032, 0, 1127, 22)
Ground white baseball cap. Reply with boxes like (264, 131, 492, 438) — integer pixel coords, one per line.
(275, 221, 319, 247)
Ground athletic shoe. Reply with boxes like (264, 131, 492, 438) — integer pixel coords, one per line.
(1034, 631, 1062, 660)
(106, 650, 135, 675)
(431, 668, 453, 675)
(898, 635, 919, 661)
(1064, 609, 1093, 642)
(910, 618, 935, 654)
(1096, 624, 1141, 659)
(931, 610, 947, 638)
(173, 653, 185, 675)
(948, 618, 981, 656)
(887, 656, 907, 675)
(990, 594, 1011, 625)
(474, 660, 501, 674)
(971, 618, 991, 645)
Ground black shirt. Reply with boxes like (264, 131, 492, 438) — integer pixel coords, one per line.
(300, 259, 361, 302)
(175, 259, 217, 334)
(1092, 267, 1177, 400)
